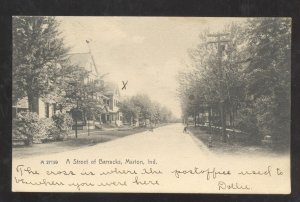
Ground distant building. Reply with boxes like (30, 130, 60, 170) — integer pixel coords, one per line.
(101, 82, 123, 126)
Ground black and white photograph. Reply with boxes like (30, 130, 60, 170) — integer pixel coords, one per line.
(12, 16, 291, 193)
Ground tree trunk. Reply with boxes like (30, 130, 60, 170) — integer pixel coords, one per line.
(194, 111, 196, 127)
(220, 102, 226, 142)
(27, 93, 39, 114)
(208, 106, 212, 134)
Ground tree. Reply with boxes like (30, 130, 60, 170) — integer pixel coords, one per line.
(13, 16, 69, 113)
(160, 106, 173, 123)
(119, 97, 141, 124)
(242, 18, 291, 140)
(120, 94, 174, 125)
(152, 102, 162, 124)
(59, 67, 107, 122)
(178, 18, 291, 144)
(131, 94, 155, 121)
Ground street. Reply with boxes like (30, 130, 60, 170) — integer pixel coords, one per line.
(12, 123, 290, 193)
(13, 123, 212, 162)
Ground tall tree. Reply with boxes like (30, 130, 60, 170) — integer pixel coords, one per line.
(131, 94, 155, 121)
(243, 18, 291, 140)
(178, 18, 291, 143)
(13, 16, 69, 113)
(119, 97, 141, 124)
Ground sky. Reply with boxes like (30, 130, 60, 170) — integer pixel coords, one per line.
(57, 17, 246, 118)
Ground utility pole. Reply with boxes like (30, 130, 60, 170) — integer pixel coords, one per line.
(75, 99, 79, 139)
(86, 39, 94, 136)
(207, 33, 230, 142)
(86, 39, 98, 75)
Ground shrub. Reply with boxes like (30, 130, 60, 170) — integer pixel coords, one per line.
(14, 112, 59, 145)
(235, 107, 259, 140)
(14, 112, 42, 145)
(52, 112, 73, 135)
(38, 117, 60, 141)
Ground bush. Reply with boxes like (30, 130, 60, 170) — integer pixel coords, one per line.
(14, 112, 42, 145)
(235, 107, 259, 141)
(52, 112, 73, 135)
(14, 112, 59, 145)
(38, 117, 61, 142)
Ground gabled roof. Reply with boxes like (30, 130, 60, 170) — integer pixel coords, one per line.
(68, 53, 91, 67)
(104, 82, 120, 96)
(67, 52, 99, 75)
(96, 92, 110, 100)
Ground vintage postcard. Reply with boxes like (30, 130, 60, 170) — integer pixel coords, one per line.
(12, 16, 291, 193)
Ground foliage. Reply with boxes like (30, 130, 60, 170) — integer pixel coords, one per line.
(13, 112, 59, 145)
(177, 18, 291, 142)
(52, 112, 73, 133)
(243, 18, 291, 140)
(131, 94, 155, 121)
(120, 97, 141, 124)
(235, 106, 258, 136)
(120, 94, 174, 124)
(58, 65, 107, 121)
(12, 16, 70, 111)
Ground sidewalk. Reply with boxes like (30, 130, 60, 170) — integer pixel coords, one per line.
(13, 127, 147, 159)
(188, 126, 288, 157)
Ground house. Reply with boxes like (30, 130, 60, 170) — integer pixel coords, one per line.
(13, 93, 58, 119)
(13, 52, 103, 118)
(68, 53, 123, 127)
(13, 52, 101, 119)
(101, 82, 123, 126)
(13, 51, 123, 128)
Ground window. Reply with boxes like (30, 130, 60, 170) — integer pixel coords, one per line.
(45, 103, 50, 118)
(52, 103, 56, 115)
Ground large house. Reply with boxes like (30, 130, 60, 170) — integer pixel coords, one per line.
(13, 52, 123, 127)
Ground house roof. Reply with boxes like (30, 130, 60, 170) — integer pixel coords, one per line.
(68, 53, 91, 67)
(96, 92, 110, 100)
(67, 52, 99, 75)
(104, 82, 120, 96)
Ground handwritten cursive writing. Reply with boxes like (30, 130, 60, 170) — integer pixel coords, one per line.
(171, 167, 231, 180)
(141, 168, 162, 174)
(132, 176, 159, 185)
(218, 181, 251, 190)
(98, 181, 127, 187)
(68, 182, 94, 191)
(46, 170, 76, 176)
(16, 165, 39, 176)
(15, 177, 64, 186)
(99, 168, 138, 175)
(238, 166, 272, 176)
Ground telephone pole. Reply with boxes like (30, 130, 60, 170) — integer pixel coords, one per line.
(207, 33, 230, 142)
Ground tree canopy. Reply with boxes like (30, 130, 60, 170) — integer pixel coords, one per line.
(13, 16, 70, 112)
(120, 94, 175, 124)
(177, 18, 291, 141)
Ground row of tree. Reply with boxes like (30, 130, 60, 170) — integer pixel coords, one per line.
(178, 18, 291, 142)
(120, 94, 175, 125)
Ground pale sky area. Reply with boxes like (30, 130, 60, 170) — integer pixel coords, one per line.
(57, 17, 247, 118)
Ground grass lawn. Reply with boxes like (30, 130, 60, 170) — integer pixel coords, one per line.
(188, 127, 290, 157)
(12, 127, 148, 159)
